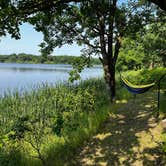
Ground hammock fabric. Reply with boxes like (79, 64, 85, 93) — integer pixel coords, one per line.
(119, 72, 166, 117)
(121, 76, 155, 94)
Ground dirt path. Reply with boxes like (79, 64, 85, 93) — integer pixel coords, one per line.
(71, 94, 165, 166)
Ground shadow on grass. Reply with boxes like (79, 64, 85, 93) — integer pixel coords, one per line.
(70, 94, 164, 166)
(141, 146, 166, 166)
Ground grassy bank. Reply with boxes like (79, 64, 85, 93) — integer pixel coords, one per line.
(0, 78, 112, 166)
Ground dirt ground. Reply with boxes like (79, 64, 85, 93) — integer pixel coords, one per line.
(71, 94, 165, 166)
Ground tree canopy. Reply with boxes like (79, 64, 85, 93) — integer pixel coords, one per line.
(0, 0, 165, 39)
(0, 0, 165, 101)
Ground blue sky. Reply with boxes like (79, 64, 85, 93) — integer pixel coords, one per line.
(0, 23, 83, 56)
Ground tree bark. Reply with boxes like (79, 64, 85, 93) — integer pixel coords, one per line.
(103, 60, 116, 102)
(97, 0, 118, 102)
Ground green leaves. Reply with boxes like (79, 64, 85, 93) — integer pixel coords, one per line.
(117, 10, 166, 71)
(0, 0, 21, 39)
(69, 55, 92, 83)
(117, 36, 144, 70)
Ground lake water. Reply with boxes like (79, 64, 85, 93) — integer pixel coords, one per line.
(0, 63, 103, 95)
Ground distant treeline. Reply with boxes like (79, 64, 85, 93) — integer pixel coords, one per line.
(0, 53, 101, 65)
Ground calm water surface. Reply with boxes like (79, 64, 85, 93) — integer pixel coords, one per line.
(0, 63, 103, 95)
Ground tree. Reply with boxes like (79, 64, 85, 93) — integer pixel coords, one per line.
(0, 0, 82, 39)
(117, 7, 166, 70)
(142, 23, 166, 68)
(28, 0, 157, 101)
(137, 7, 166, 68)
(0, 0, 162, 101)
(117, 37, 145, 71)
(0, 0, 21, 39)
(0, 0, 165, 40)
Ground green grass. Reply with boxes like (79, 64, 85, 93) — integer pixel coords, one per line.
(0, 78, 111, 166)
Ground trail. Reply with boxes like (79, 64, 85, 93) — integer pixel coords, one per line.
(71, 94, 165, 166)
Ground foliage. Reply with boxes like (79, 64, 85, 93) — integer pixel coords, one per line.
(140, 8, 166, 68)
(0, 53, 100, 65)
(0, 0, 21, 39)
(121, 68, 166, 115)
(0, 78, 110, 166)
(123, 68, 166, 86)
(147, 0, 166, 11)
(117, 9, 166, 71)
(117, 36, 144, 71)
(160, 132, 166, 164)
(161, 133, 166, 153)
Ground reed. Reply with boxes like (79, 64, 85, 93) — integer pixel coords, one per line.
(0, 78, 110, 166)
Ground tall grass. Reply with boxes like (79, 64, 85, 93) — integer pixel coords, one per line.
(0, 78, 111, 166)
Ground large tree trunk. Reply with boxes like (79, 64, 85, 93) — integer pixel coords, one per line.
(97, 0, 120, 102)
(99, 36, 122, 102)
(103, 61, 116, 102)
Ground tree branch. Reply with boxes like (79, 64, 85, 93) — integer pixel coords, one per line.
(147, 0, 166, 11)
(113, 36, 122, 65)
(62, 23, 101, 50)
(18, 0, 82, 16)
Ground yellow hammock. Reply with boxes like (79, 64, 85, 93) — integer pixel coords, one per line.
(120, 75, 155, 94)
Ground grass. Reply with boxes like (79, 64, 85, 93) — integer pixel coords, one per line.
(72, 92, 165, 166)
(0, 78, 111, 166)
(0, 67, 165, 166)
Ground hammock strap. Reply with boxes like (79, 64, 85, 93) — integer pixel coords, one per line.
(155, 73, 166, 85)
(157, 81, 160, 117)
(156, 73, 166, 117)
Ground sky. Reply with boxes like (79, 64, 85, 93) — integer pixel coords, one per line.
(0, 23, 83, 56)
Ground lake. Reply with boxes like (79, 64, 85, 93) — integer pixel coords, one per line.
(0, 63, 103, 95)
